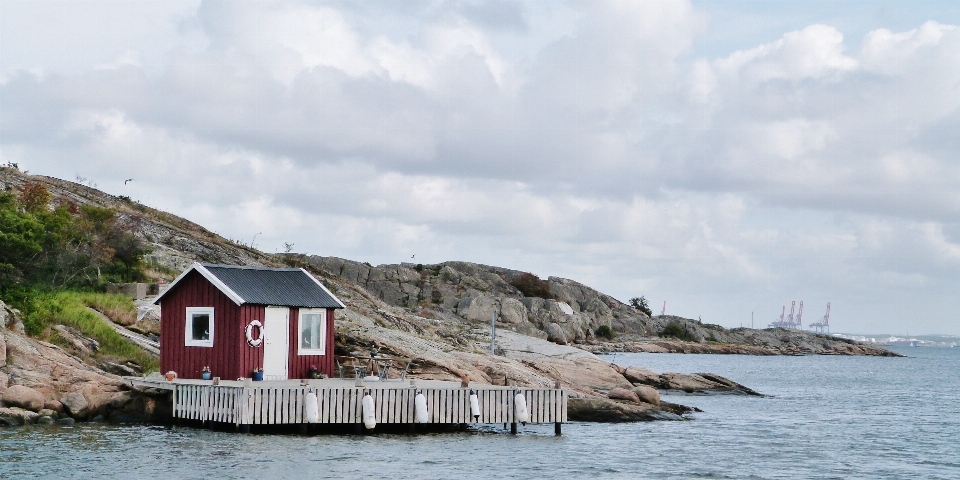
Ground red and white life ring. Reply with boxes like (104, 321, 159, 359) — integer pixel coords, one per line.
(246, 320, 264, 347)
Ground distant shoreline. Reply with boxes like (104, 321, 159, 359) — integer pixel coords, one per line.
(580, 334, 904, 357)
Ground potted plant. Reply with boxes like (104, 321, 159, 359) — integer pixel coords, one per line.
(252, 367, 264, 381)
(309, 365, 322, 379)
(201, 366, 212, 380)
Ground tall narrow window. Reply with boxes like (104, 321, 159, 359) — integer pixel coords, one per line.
(185, 307, 214, 347)
(298, 308, 326, 355)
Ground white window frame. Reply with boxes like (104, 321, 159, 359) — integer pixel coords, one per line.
(297, 308, 326, 355)
(185, 307, 214, 347)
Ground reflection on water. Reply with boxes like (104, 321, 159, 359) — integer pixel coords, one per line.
(2, 347, 958, 479)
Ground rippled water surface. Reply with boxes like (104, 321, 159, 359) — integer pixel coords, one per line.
(2, 346, 958, 479)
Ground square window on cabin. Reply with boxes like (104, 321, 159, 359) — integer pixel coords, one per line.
(298, 309, 325, 355)
(185, 307, 214, 347)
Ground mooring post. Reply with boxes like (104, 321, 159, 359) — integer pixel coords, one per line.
(510, 422, 517, 435)
(555, 422, 562, 435)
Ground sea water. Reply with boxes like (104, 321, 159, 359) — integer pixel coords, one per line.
(2, 346, 958, 479)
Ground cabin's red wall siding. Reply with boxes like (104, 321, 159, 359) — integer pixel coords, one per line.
(286, 308, 336, 378)
(159, 271, 242, 380)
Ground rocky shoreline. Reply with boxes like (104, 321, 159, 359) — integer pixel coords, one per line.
(0, 302, 171, 427)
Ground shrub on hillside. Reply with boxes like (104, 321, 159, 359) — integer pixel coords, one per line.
(0, 186, 149, 290)
(595, 325, 615, 340)
(660, 322, 691, 340)
(509, 272, 554, 299)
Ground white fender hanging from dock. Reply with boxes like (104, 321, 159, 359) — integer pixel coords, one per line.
(514, 391, 529, 425)
(469, 391, 481, 421)
(305, 391, 320, 423)
(414, 391, 429, 423)
(362, 393, 376, 429)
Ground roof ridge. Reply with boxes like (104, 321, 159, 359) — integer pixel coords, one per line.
(201, 263, 302, 271)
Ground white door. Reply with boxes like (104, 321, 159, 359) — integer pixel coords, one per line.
(263, 306, 289, 380)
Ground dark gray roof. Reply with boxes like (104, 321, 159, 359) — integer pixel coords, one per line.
(154, 263, 344, 308)
(202, 264, 344, 308)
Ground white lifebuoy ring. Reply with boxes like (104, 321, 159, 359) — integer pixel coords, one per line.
(246, 320, 264, 347)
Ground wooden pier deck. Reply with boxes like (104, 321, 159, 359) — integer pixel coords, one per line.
(130, 378, 567, 433)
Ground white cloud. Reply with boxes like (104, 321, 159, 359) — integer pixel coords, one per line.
(3, 1, 960, 333)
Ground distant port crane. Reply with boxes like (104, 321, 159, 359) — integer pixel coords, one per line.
(809, 302, 831, 333)
(768, 301, 804, 329)
(769, 305, 786, 328)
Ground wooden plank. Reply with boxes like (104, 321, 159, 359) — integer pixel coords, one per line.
(185, 386, 190, 419)
(378, 389, 386, 423)
(193, 386, 199, 420)
(299, 388, 305, 423)
(561, 390, 567, 422)
(266, 388, 273, 424)
(394, 389, 400, 424)
(438, 389, 446, 424)
(295, 388, 302, 424)
(535, 389, 541, 424)
(252, 388, 259, 424)
(319, 389, 328, 423)
(484, 389, 491, 423)
(271, 388, 279, 424)
(256, 388, 264, 425)
(211, 388, 218, 422)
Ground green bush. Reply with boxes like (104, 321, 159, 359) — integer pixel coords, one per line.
(595, 325, 615, 340)
(660, 323, 690, 340)
(0, 186, 149, 290)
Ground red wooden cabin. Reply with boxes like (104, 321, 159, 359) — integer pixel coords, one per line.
(153, 263, 345, 380)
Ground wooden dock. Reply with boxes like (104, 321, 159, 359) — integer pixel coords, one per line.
(130, 378, 567, 434)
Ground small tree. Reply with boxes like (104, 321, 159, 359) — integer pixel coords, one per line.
(18, 183, 51, 214)
(629, 296, 653, 316)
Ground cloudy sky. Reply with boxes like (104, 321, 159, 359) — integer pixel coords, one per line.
(2, 0, 959, 335)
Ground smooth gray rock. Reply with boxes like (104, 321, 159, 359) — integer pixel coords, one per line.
(60, 393, 89, 417)
(36, 416, 55, 425)
(544, 322, 568, 345)
(57, 417, 75, 425)
(38, 408, 58, 419)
